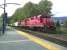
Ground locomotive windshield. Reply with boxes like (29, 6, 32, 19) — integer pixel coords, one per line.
(40, 15, 51, 18)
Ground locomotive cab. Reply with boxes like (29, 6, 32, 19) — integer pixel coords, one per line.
(39, 14, 56, 32)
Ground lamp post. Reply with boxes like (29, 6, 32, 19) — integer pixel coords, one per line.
(0, 0, 20, 34)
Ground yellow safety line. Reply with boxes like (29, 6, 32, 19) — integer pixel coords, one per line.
(17, 30, 60, 50)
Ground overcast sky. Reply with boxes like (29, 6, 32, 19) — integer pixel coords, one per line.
(0, 0, 67, 17)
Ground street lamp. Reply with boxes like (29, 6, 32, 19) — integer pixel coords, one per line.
(0, 0, 20, 34)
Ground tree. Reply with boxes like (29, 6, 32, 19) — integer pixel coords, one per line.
(9, 2, 39, 23)
(55, 20, 61, 33)
(64, 20, 67, 27)
(56, 20, 60, 27)
(9, 0, 52, 23)
(38, 0, 52, 14)
(0, 14, 3, 31)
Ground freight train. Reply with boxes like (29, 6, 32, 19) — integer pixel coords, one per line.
(13, 14, 56, 32)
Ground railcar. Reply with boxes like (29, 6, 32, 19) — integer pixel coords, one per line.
(17, 14, 56, 32)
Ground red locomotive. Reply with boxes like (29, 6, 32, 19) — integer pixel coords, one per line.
(17, 13, 56, 32)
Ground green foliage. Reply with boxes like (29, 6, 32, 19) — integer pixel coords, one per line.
(0, 14, 3, 30)
(38, 0, 52, 14)
(55, 20, 61, 34)
(56, 20, 60, 27)
(0, 17, 3, 26)
(9, 0, 52, 23)
(63, 20, 67, 27)
(60, 20, 67, 34)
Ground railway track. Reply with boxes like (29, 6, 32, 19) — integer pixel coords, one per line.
(16, 27, 67, 48)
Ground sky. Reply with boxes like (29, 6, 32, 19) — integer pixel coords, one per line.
(51, 0, 67, 17)
(0, 0, 67, 17)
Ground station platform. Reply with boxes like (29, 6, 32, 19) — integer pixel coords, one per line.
(0, 27, 67, 50)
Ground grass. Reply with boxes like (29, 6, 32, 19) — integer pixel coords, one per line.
(61, 27, 67, 34)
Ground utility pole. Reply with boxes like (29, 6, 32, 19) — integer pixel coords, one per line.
(2, 0, 6, 34)
(0, 0, 20, 34)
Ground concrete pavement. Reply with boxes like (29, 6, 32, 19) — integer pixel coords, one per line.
(0, 27, 67, 50)
(0, 29, 47, 50)
(17, 30, 67, 50)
